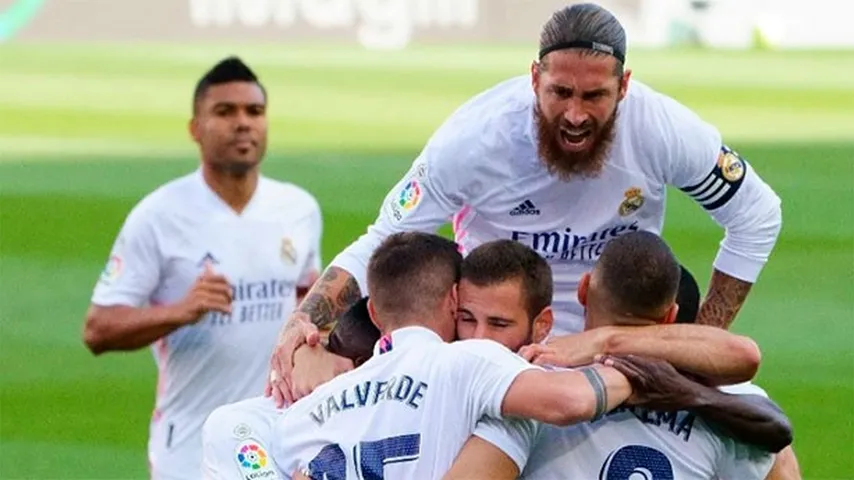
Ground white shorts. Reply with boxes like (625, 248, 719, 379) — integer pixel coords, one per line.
(201, 396, 284, 480)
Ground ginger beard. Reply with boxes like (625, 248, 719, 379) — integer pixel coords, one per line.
(534, 101, 618, 181)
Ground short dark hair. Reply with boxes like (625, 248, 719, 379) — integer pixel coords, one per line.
(366, 232, 462, 323)
(595, 231, 680, 318)
(675, 264, 701, 324)
(327, 297, 380, 367)
(461, 240, 553, 319)
(538, 3, 626, 76)
(192, 56, 266, 113)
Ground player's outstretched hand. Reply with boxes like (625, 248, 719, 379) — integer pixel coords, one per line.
(290, 344, 354, 400)
(519, 331, 602, 367)
(173, 262, 232, 324)
(265, 312, 320, 408)
(596, 354, 702, 411)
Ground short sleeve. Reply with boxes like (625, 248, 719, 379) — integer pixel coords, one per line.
(472, 416, 540, 472)
(714, 381, 776, 479)
(451, 339, 541, 419)
(91, 206, 162, 308)
(716, 436, 776, 480)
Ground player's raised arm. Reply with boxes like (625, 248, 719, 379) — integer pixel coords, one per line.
(659, 98, 782, 330)
(526, 323, 761, 385)
(83, 206, 232, 355)
(501, 365, 631, 426)
(267, 139, 467, 406)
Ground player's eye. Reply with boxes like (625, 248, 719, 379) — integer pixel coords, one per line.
(582, 91, 606, 101)
(553, 86, 572, 98)
(214, 106, 234, 116)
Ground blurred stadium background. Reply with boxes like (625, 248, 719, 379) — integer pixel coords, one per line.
(1, 0, 852, 478)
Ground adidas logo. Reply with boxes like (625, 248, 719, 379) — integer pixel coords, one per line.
(197, 252, 220, 266)
(510, 200, 540, 216)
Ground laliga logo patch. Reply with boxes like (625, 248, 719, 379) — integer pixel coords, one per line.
(99, 254, 123, 284)
(398, 179, 422, 212)
(718, 147, 746, 182)
(618, 187, 645, 217)
(280, 238, 297, 265)
(235, 439, 280, 479)
(389, 176, 423, 223)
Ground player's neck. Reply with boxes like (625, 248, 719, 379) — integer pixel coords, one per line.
(201, 165, 259, 214)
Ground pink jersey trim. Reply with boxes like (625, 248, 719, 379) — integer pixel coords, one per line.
(452, 205, 473, 253)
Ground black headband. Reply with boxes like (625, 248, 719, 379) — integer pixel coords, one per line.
(538, 40, 625, 64)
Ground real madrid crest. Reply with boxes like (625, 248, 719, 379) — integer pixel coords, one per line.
(618, 187, 645, 216)
(718, 149, 746, 183)
(280, 237, 297, 265)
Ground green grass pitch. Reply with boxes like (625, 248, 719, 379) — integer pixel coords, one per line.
(0, 44, 852, 479)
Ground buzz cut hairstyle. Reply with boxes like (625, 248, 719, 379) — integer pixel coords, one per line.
(461, 240, 553, 320)
(594, 231, 681, 319)
(192, 56, 266, 113)
(366, 232, 462, 323)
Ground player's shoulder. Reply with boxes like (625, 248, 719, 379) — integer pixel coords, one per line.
(122, 171, 200, 226)
(258, 176, 321, 216)
(427, 75, 533, 166)
(623, 79, 717, 141)
(445, 338, 531, 367)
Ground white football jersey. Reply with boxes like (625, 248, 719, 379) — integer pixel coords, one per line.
(270, 327, 540, 479)
(519, 382, 776, 480)
(202, 396, 284, 480)
(331, 75, 782, 336)
(91, 169, 322, 480)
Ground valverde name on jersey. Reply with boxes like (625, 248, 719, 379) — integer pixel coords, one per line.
(308, 375, 429, 427)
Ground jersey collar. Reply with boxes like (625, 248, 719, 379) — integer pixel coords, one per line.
(371, 326, 444, 356)
(193, 168, 265, 217)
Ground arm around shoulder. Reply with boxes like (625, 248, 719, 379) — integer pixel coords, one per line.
(502, 366, 631, 426)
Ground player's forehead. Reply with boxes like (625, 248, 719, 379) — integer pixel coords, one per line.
(199, 81, 266, 108)
(458, 278, 527, 316)
(540, 50, 619, 90)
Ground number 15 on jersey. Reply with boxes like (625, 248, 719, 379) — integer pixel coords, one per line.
(306, 434, 421, 480)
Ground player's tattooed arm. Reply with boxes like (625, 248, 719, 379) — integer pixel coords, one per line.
(695, 269, 753, 330)
(296, 267, 362, 329)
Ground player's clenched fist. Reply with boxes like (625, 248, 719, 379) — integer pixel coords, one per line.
(172, 262, 233, 325)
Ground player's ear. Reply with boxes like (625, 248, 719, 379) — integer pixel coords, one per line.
(448, 283, 459, 316)
(662, 303, 679, 325)
(531, 306, 554, 344)
(189, 117, 202, 144)
(578, 273, 590, 307)
(618, 68, 632, 101)
(531, 60, 541, 90)
(366, 297, 383, 332)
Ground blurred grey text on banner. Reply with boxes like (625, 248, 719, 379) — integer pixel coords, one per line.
(4, 0, 654, 48)
(5, 0, 854, 49)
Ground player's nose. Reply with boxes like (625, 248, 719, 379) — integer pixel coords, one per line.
(563, 100, 589, 127)
(472, 324, 488, 339)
